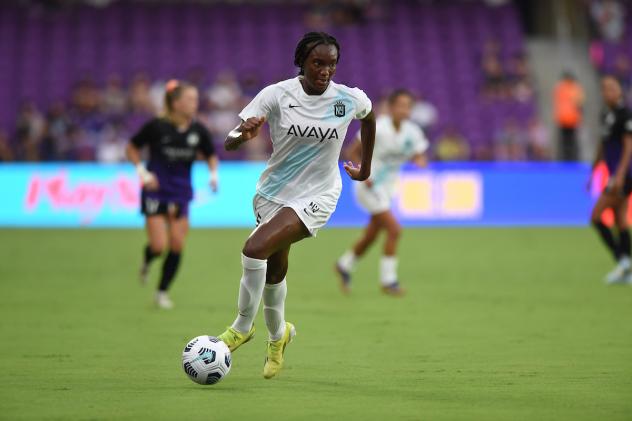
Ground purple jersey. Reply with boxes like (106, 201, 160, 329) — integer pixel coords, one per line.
(601, 103, 632, 176)
(131, 118, 215, 203)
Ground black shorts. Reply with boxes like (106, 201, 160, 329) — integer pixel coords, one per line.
(140, 192, 189, 219)
(604, 177, 632, 197)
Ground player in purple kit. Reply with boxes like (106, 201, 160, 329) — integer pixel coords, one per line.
(589, 75, 632, 284)
(126, 80, 219, 308)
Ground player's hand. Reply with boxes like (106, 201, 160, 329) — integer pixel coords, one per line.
(210, 175, 219, 193)
(143, 173, 159, 191)
(612, 174, 625, 194)
(364, 178, 374, 188)
(240, 117, 266, 141)
(343, 161, 369, 181)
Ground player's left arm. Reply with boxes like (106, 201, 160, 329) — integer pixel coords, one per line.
(344, 111, 376, 181)
(207, 155, 219, 192)
(411, 126, 430, 168)
(199, 126, 219, 192)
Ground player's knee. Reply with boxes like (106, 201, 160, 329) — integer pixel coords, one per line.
(387, 224, 402, 240)
(169, 240, 184, 253)
(150, 242, 166, 255)
(242, 238, 268, 260)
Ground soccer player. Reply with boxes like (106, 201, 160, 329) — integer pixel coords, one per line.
(216, 32, 375, 379)
(335, 89, 428, 296)
(126, 80, 219, 309)
(589, 75, 632, 284)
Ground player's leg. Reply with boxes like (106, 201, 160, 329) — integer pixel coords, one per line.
(154, 214, 188, 308)
(141, 215, 167, 284)
(614, 195, 632, 284)
(336, 215, 382, 292)
(262, 244, 297, 379)
(591, 192, 628, 283)
(220, 208, 308, 352)
(374, 210, 405, 296)
(263, 246, 290, 339)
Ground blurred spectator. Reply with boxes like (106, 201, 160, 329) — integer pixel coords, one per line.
(129, 73, 155, 115)
(96, 123, 127, 163)
(554, 71, 584, 161)
(0, 130, 14, 162)
(71, 78, 101, 116)
(101, 74, 128, 117)
(591, 0, 625, 42)
(149, 78, 166, 115)
(481, 55, 506, 99)
(507, 54, 534, 103)
(613, 53, 632, 95)
(526, 118, 551, 161)
(41, 101, 70, 160)
(494, 118, 526, 161)
(410, 94, 438, 129)
(434, 127, 470, 161)
(207, 71, 242, 110)
(305, 0, 366, 30)
(16, 101, 45, 161)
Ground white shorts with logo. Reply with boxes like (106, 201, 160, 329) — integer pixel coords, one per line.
(354, 182, 393, 215)
(253, 192, 338, 237)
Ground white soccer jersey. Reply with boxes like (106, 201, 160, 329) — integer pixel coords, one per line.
(239, 77, 372, 206)
(362, 115, 428, 194)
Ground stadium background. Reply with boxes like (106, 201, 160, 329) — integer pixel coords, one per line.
(1, 1, 632, 421)
(0, 0, 628, 228)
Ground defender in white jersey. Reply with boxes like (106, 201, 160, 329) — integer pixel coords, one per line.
(336, 90, 428, 296)
(215, 32, 376, 379)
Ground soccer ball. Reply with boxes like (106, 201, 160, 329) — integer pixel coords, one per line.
(182, 336, 231, 385)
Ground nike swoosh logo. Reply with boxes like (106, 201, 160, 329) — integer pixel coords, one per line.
(289, 104, 302, 109)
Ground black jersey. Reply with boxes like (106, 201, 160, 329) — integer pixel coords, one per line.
(600, 103, 632, 176)
(131, 117, 215, 202)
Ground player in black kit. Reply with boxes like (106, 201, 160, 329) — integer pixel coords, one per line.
(126, 80, 219, 308)
(589, 75, 632, 284)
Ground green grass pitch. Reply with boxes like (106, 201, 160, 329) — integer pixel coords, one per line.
(0, 227, 631, 420)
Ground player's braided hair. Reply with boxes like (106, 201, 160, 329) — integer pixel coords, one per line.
(164, 79, 195, 113)
(294, 32, 340, 75)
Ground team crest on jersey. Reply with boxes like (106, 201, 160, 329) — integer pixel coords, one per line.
(187, 133, 199, 146)
(333, 100, 346, 117)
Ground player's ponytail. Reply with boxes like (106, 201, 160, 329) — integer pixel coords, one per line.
(163, 79, 195, 115)
(294, 32, 340, 75)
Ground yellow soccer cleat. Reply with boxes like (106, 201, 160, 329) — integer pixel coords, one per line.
(263, 322, 296, 379)
(217, 326, 255, 352)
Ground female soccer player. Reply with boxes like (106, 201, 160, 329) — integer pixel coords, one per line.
(216, 32, 375, 379)
(335, 89, 428, 296)
(126, 80, 218, 309)
(589, 75, 632, 284)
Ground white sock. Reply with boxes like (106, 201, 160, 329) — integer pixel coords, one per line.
(338, 250, 357, 272)
(263, 279, 287, 341)
(380, 256, 398, 286)
(619, 256, 631, 269)
(231, 254, 267, 334)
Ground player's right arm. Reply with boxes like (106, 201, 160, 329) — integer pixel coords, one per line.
(127, 121, 159, 190)
(224, 117, 266, 151)
(227, 84, 276, 151)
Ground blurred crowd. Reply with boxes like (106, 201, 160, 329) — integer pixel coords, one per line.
(0, 63, 553, 164)
(2, 71, 274, 163)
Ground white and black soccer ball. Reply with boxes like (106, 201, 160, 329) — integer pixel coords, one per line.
(182, 336, 231, 385)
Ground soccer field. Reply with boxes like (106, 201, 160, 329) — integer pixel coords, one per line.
(0, 228, 630, 420)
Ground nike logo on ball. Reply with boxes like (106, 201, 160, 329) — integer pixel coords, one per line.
(289, 104, 302, 108)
